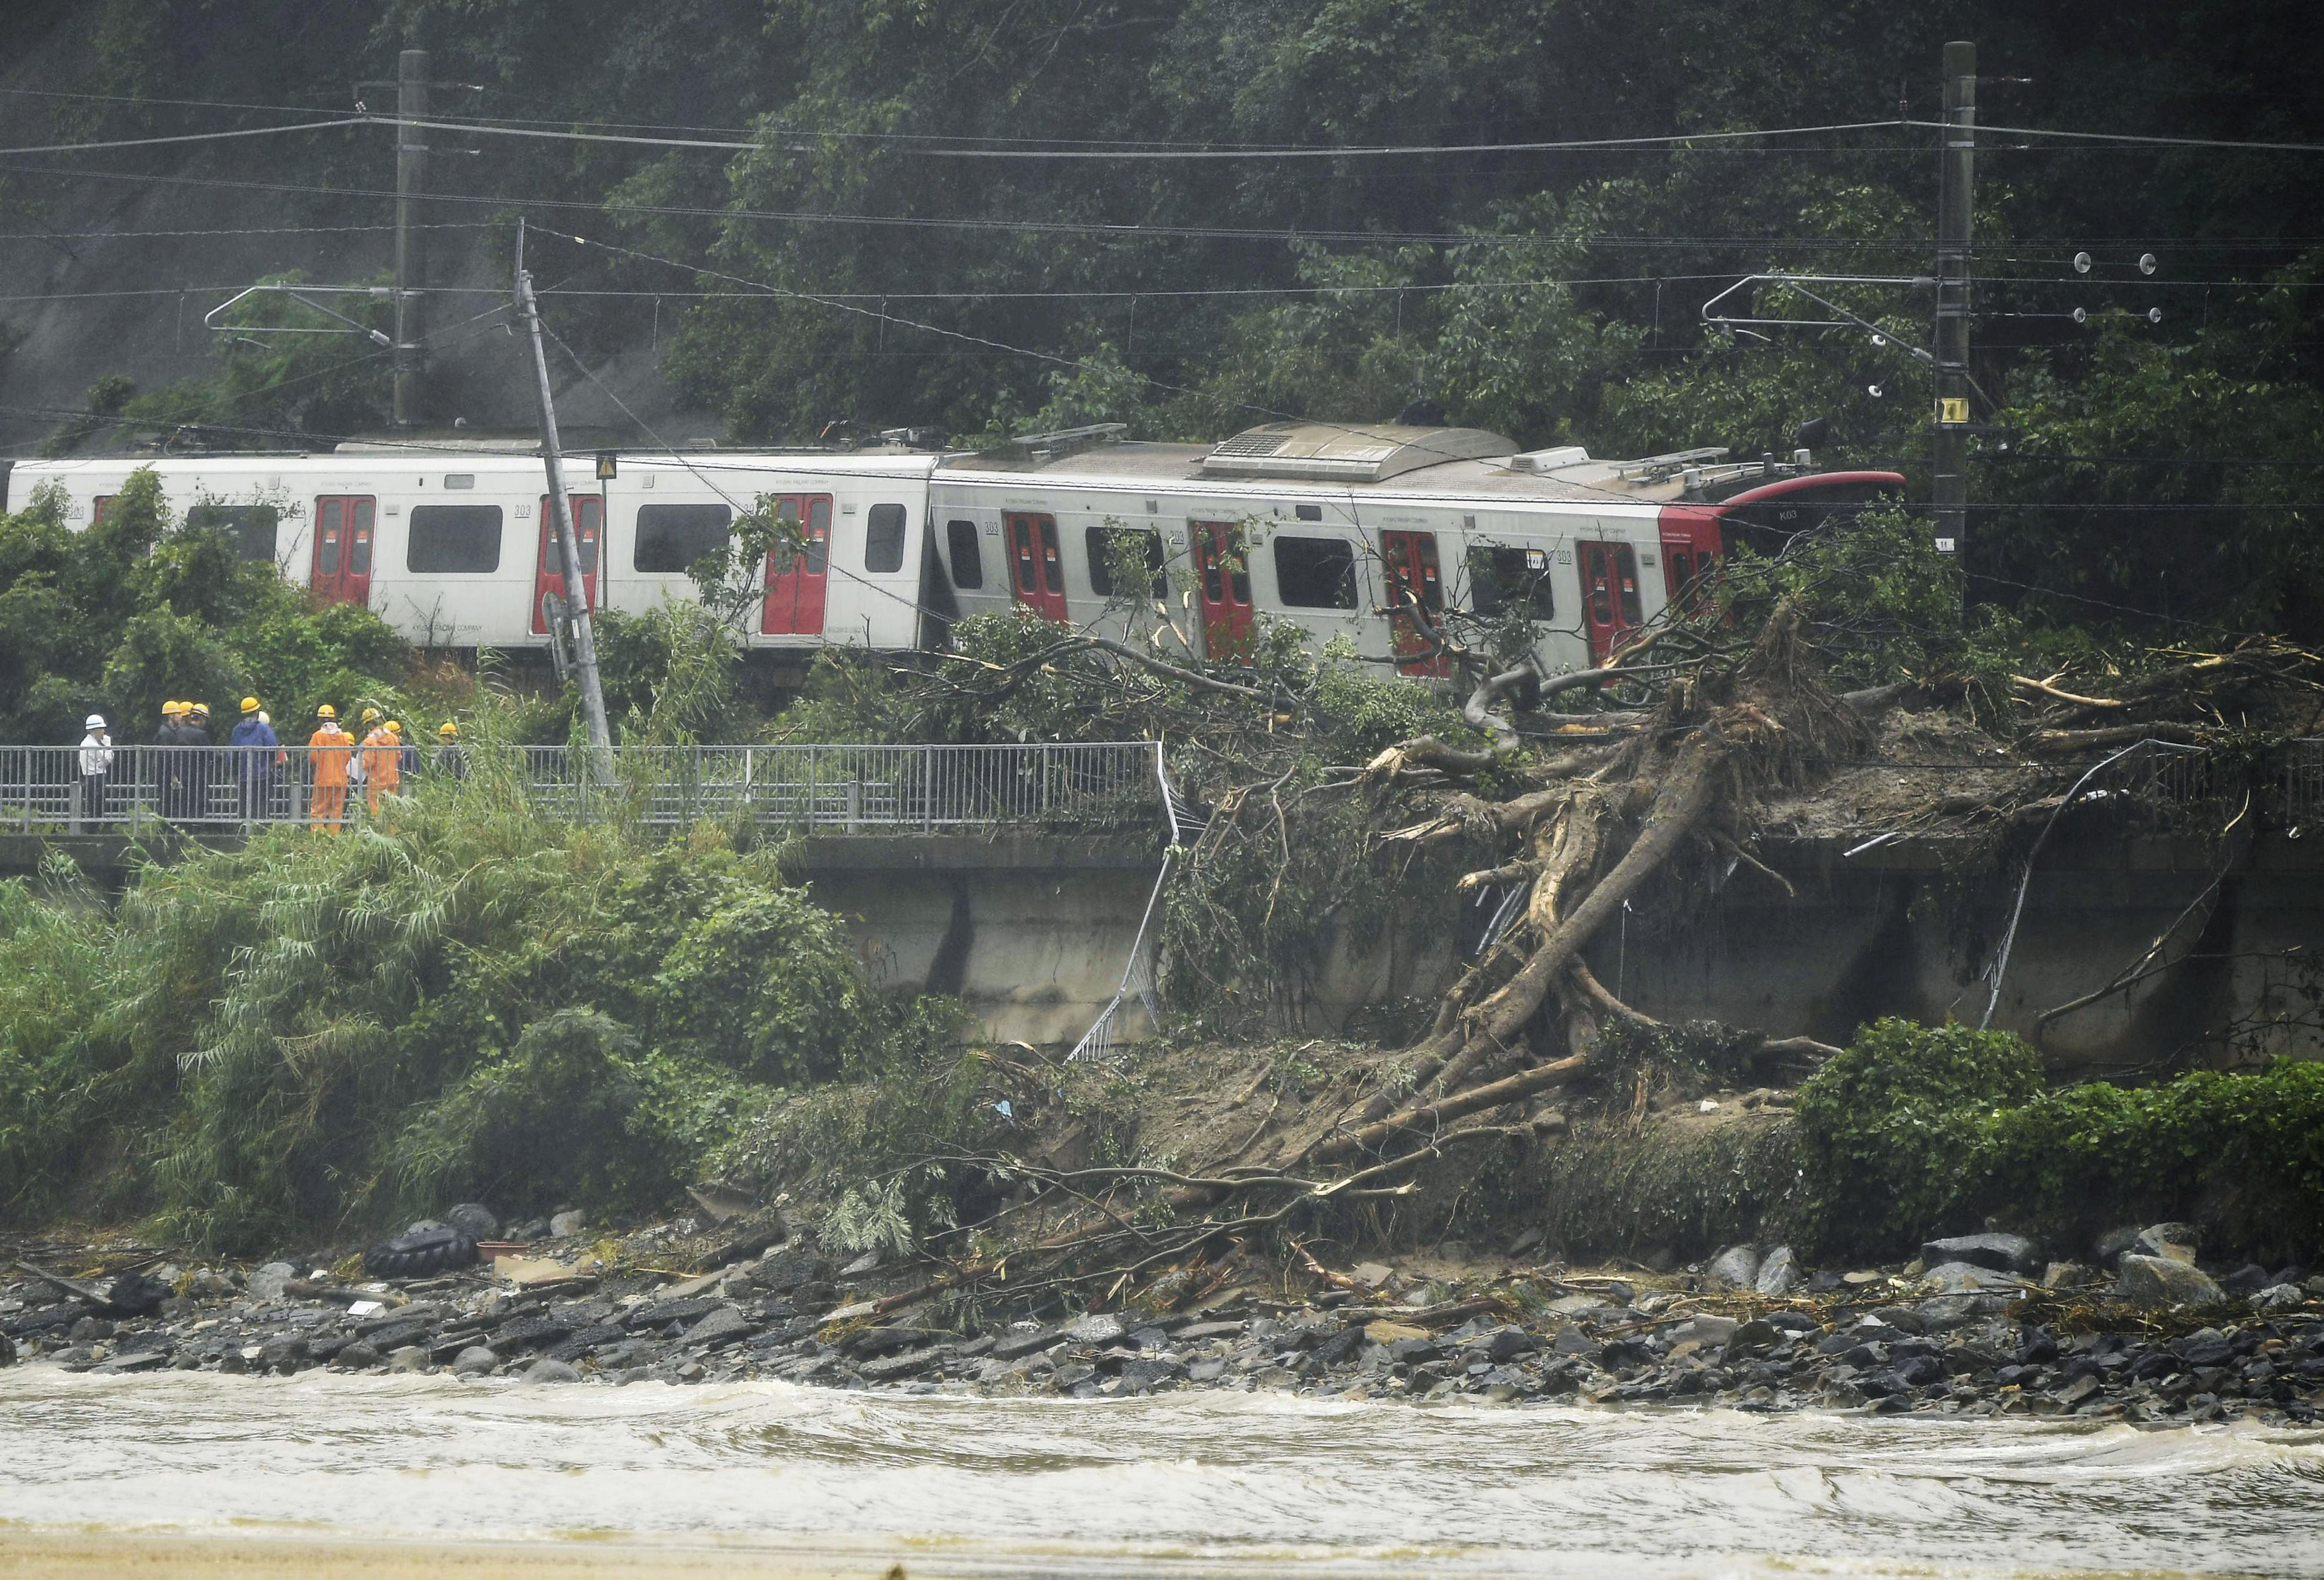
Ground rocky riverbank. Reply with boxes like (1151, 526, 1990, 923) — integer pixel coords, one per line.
(7, 1217, 2320, 1425)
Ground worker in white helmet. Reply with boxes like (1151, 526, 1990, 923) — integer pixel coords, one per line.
(76, 714, 113, 831)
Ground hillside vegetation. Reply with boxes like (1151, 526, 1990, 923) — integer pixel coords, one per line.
(3, 0, 2321, 635)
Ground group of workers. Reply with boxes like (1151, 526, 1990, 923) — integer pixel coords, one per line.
(72, 699, 466, 831)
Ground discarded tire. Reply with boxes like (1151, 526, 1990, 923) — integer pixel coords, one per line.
(363, 1225, 479, 1280)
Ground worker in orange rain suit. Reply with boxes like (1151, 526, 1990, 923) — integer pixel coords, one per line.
(360, 712, 402, 816)
(307, 705, 355, 832)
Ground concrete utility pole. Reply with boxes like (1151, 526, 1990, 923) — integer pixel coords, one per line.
(392, 48, 428, 428)
(1931, 39, 1977, 554)
(514, 219, 614, 757)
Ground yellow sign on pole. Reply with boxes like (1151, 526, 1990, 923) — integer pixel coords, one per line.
(1937, 396, 1969, 425)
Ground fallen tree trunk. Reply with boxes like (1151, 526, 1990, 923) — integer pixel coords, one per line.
(1305, 1050, 1592, 1165)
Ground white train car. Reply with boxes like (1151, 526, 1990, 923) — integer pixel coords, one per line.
(930, 423, 1902, 672)
(3, 424, 1900, 676)
(3, 447, 940, 655)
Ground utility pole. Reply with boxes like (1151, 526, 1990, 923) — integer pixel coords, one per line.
(515, 219, 613, 757)
(392, 48, 428, 428)
(1931, 39, 1977, 555)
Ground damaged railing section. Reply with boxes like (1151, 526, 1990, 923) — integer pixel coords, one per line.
(0, 741, 1174, 836)
(2285, 738, 2324, 828)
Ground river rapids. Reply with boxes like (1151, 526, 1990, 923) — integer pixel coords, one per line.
(3, 1370, 2321, 1576)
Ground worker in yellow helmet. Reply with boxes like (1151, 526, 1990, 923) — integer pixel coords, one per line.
(308, 704, 353, 832)
(359, 711, 401, 816)
(228, 696, 280, 823)
(181, 702, 214, 823)
(154, 701, 189, 819)
(433, 720, 467, 782)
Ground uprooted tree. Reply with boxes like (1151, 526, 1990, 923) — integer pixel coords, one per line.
(727, 510, 2324, 1311)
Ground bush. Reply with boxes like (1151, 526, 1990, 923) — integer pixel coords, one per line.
(1795, 1018, 2324, 1261)
(1791, 1018, 2043, 1255)
(1968, 1060, 2324, 1262)
(0, 791, 951, 1249)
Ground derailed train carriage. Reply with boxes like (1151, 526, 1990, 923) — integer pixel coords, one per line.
(3, 422, 1902, 678)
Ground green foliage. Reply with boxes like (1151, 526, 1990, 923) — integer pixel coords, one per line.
(1712, 502, 2019, 712)
(1967, 1060, 2324, 1258)
(1791, 1018, 2044, 1255)
(0, 789, 948, 1249)
(112, 276, 392, 447)
(651, 880, 882, 1081)
(710, 998, 987, 1250)
(1795, 1019, 2324, 1259)
(0, 466, 408, 741)
(1513, 1119, 1808, 1263)
(40, 374, 137, 457)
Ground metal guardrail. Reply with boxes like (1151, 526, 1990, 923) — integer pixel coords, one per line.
(0, 741, 1171, 835)
(2285, 738, 2324, 827)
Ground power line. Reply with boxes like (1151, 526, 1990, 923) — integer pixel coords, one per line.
(375, 111, 2324, 161)
(1953, 119, 2324, 154)
(0, 162, 1982, 248)
(374, 113, 1914, 159)
(0, 221, 492, 243)
(0, 117, 367, 156)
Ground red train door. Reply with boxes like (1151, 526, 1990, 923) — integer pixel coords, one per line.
(531, 494, 602, 635)
(311, 496, 374, 606)
(762, 495, 833, 635)
(1004, 513, 1068, 622)
(1380, 529, 1450, 676)
(1190, 521, 1253, 661)
(1578, 540, 1643, 662)
(1657, 503, 1722, 617)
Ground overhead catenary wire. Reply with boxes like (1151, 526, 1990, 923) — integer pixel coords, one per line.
(0, 117, 368, 156)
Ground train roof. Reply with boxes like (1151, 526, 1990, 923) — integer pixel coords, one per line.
(16, 422, 1853, 505)
(936, 423, 1786, 505)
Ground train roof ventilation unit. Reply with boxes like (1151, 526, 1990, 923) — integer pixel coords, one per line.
(1199, 422, 1515, 483)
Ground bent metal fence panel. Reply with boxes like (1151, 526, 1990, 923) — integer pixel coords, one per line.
(0, 742, 1170, 836)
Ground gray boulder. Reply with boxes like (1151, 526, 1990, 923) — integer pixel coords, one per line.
(444, 1204, 500, 1240)
(2134, 1223, 2199, 1263)
(2117, 1253, 2222, 1308)
(991, 1325, 1061, 1361)
(1920, 1261, 2021, 1295)
(523, 1358, 581, 1384)
(1918, 1233, 2038, 1274)
(1063, 1311, 1127, 1346)
(683, 1306, 753, 1346)
(1704, 1245, 1761, 1289)
(1754, 1247, 1801, 1297)
(1117, 1356, 1185, 1391)
(2253, 1283, 2305, 1312)
(246, 1262, 298, 1303)
(548, 1210, 589, 1239)
(452, 1346, 499, 1377)
(1670, 1316, 1738, 1349)
(858, 1346, 942, 1382)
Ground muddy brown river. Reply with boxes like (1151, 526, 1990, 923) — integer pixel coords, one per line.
(2, 1369, 2320, 1577)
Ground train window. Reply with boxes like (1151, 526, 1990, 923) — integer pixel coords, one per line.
(946, 519, 983, 588)
(92, 496, 116, 524)
(1273, 535, 1357, 609)
(1469, 546, 1555, 620)
(1085, 526, 1164, 597)
(406, 505, 503, 574)
(633, 503, 731, 572)
(187, 504, 280, 563)
(863, 503, 908, 574)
